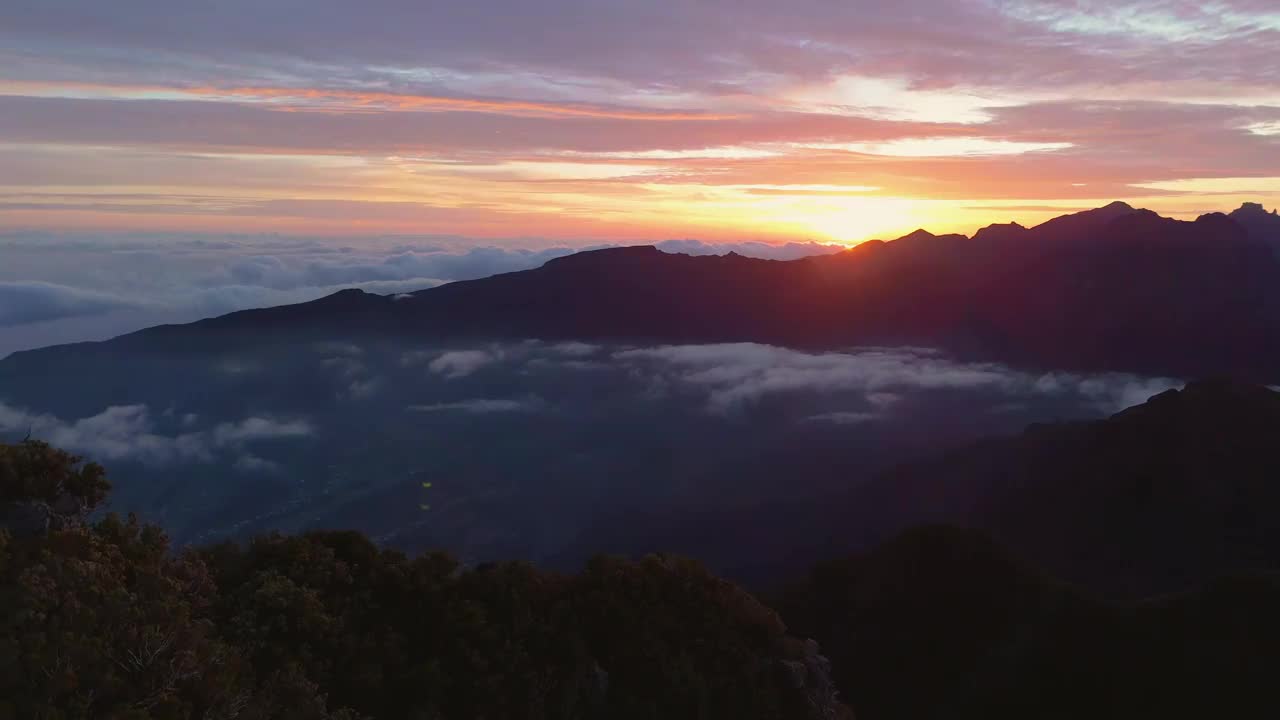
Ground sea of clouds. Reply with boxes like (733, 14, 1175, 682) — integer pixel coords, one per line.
(0, 340, 1180, 467)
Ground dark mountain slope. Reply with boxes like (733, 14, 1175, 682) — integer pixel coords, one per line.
(778, 525, 1280, 720)
(845, 381, 1280, 596)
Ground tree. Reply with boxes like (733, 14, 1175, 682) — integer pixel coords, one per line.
(1, 441, 847, 719)
(0, 440, 111, 535)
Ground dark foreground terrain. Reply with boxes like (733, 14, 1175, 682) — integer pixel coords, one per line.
(4, 433, 1279, 720)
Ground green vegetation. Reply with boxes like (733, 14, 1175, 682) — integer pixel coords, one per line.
(0, 441, 849, 719)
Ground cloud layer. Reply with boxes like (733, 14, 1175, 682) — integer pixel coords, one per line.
(0, 402, 312, 467)
(0, 337, 1185, 553)
(3, 340, 1175, 468)
(611, 343, 1179, 415)
(0, 281, 138, 327)
(408, 398, 542, 414)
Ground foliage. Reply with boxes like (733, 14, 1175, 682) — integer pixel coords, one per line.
(6, 439, 1280, 719)
(196, 536, 823, 719)
(0, 441, 844, 719)
(0, 440, 110, 525)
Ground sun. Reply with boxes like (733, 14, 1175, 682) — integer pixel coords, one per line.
(768, 195, 936, 244)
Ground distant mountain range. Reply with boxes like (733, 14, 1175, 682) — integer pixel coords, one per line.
(8, 201, 1280, 383)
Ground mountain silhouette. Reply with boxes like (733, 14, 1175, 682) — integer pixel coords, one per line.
(6, 202, 1280, 383)
(1227, 201, 1280, 254)
(842, 380, 1280, 596)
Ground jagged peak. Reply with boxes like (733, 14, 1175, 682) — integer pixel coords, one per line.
(1231, 201, 1278, 217)
(900, 228, 935, 240)
(1235, 201, 1268, 213)
(972, 221, 1029, 242)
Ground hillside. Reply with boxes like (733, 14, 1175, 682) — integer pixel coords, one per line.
(778, 525, 1280, 720)
(844, 380, 1280, 596)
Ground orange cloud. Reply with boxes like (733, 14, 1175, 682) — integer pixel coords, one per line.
(1, 80, 740, 121)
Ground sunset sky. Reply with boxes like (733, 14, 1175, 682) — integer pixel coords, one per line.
(3, 0, 1279, 245)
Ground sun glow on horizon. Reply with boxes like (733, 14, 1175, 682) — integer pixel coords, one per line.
(2, 1, 1279, 243)
(750, 196, 936, 244)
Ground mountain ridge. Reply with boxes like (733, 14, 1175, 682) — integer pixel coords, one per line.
(6, 202, 1280, 383)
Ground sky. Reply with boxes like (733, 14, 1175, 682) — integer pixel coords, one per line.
(2, 1, 1280, 355)
(3, 0, 1280, 244)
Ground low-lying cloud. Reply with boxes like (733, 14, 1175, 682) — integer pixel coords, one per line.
(407, 397, 542, 414)
(806, 411, 880, 425)
(0, 281, 140, 327)
(0, 402, 312, 465)
(386, 339, 1181, 421)
(2, 339, 1183, 471)
(429, 349, 505, 379)
(611, 343, 1179, 416)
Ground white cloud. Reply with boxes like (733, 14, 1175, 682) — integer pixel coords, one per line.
(786, 75, 1022, 124)
(1074, 375, 1181, 413)
(0, 281, 139, 327)
(806, 411, 879, 424)
(546, 341, 601, 357)
(867, 392, 900, 408)
(429, 349, 503, 379)
(407, 397, 542, 414)
(322, 356, 366, 378)
(346, 378, 381, 400)
(234, 454, 280, 473)
(615, 344, 1013, 412)
(613, 343, 1179, 415)
(0, 402, 312, 465)
(0, 403, 208, 464)
(211, 417, 313, 445)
